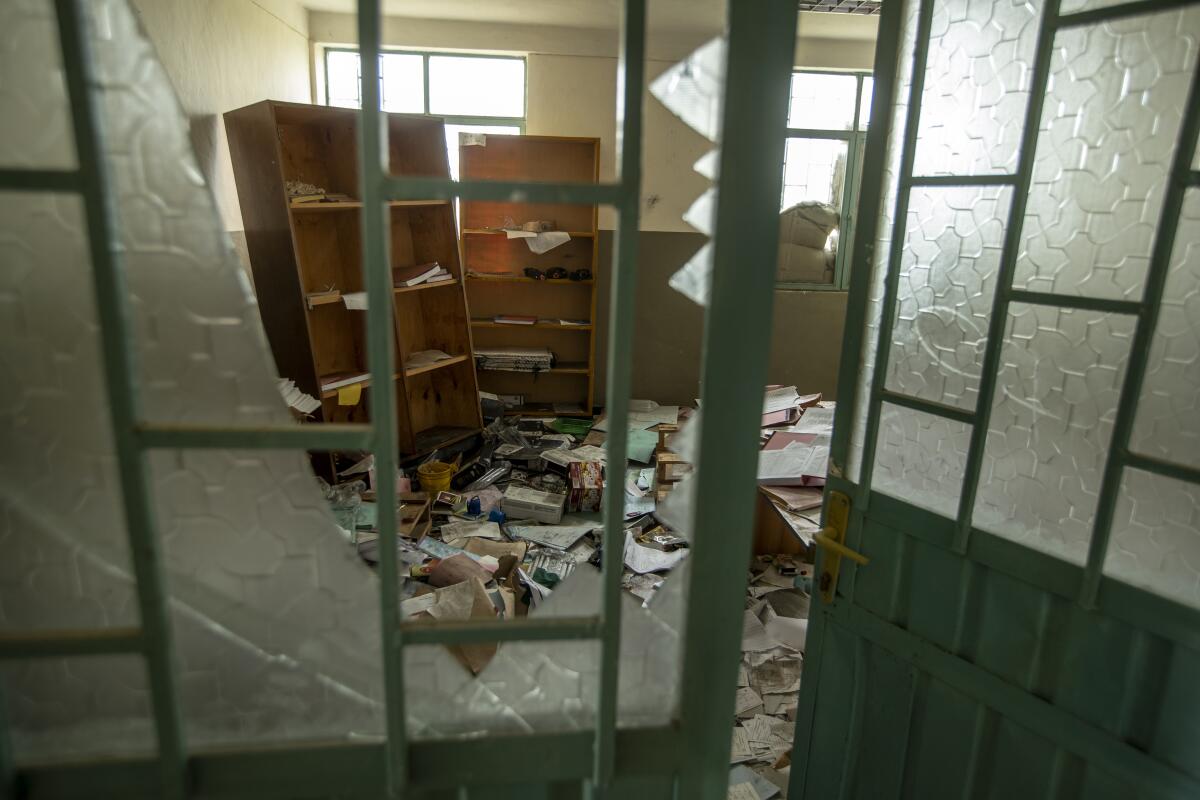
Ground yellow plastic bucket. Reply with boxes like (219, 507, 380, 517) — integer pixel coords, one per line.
(417, 461, 454, 494)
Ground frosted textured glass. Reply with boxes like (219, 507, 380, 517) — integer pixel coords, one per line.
(1131, 190, 1200, 471)
(912, 0, 1041, 177)
(404, 565, 685, 738)
(848, 0, 920, 482)
(2, 656, 155, 760)
(0, 0, 75, 168)
(1107, 469, 1200, 608)
(973, 305, 1135, 563)
(1060, 0, 1133, 13)
(885, 186, 1011, 410)
(872, 403, 971, 518)
(1013, 7, 1200, 300)
(1, 0, 684, 761)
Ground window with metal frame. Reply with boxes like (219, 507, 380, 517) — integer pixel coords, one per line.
(778, 70, 873, 290)
(322, 47, 527, 177)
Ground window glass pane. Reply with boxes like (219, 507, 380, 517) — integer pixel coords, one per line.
(781, 138, 849, 210)
(429, 56, 525, 118)
(380, 53, 424, 113)
(858, 76, 873, 129)
(444, 123, 521, 179)
(326, 51, 424, 112)
(788, 72, 857, 130)
(326, 50, 361, 109)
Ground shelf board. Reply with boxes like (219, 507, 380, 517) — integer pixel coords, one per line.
(413, 425, 479, 455)
(549, 362, 590, 375)
(306, 291, 342, 309)
(290, 200, 450, 212)
(479, 362, 589, 376)
(502, 408, 593, 417)
(462, 228, 595, 237)
(471, 319, 593, 331)
(394, 278, 459, 295)
(465, 274, 593, 286)
(318, 373, 399, 400)
(403, 353, 470, 378)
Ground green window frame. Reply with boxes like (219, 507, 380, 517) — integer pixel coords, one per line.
(778, 69, 872, 291)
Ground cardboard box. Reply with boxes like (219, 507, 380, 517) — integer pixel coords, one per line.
(502, 485, 566, 523)
(568, 461, 603, 513)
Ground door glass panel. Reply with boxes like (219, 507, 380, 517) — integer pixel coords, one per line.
(1131, 189, 1200, 471)
(0, 0, 75, 168)
(884, 185, 1011, 410)
(848, 0, 921, 482)
(911, 0, 1041, 177)
(872, 402, 971, 517)
(973, 305, 1135, 563)
(1012, 6, 1200, 300)
(1107, 468, 1200, 608)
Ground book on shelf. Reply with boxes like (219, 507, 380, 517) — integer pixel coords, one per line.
(493, 315, 538, 325)
(474, 347, 554, 372)
(557, 319, 589, 327)
(425, 270, 453, 284)
(320, 371, 370, 391)
(393, 262, 443, 287)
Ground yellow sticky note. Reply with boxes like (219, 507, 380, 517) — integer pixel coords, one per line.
(337, 383, 362, 406)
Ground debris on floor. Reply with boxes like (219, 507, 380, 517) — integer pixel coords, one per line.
(319, 386, 832, 781)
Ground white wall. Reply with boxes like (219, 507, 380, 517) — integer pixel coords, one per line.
(129, 0, 313, 232)
(307, 10, 876, 232)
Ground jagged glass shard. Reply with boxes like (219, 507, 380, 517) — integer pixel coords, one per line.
(649, 37, 726, 143)
(668, 241, 714, 307)
(402, 566, 682, 737)
(658, 471, 698, 538)
(682, 187, 717, 237)
(0, 0, 75, 168)
(694, 149, 720, 181)
(669, 410, 701, 463)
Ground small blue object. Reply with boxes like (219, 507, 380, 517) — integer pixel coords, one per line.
(488, 508, 506, 523)
(467, 497, 482, 516)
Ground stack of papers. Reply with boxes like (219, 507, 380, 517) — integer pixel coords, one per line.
(475, 347, 554, 372)
(405, 350, 454, 370)
(277, 378, 320, 414)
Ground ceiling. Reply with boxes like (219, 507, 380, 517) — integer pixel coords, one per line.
(300, 0, 880, 39)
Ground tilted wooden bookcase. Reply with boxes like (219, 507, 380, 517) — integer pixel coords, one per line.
(224, 100, 481, 459)
(459, 134, 601, 417)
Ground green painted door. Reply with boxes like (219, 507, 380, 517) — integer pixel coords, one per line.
(791, 0, 1200, 797)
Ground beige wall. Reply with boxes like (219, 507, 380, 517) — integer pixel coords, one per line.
(130, 0, 312, 233)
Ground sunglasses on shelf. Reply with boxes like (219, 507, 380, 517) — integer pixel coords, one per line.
(523, 267, 593, 281)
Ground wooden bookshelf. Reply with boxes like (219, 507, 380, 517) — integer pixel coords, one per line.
(459, 134, 601, 417)
(224, 101, 482, 465)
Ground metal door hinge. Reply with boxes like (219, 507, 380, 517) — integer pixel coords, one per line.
(814, 490, 868, 604)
